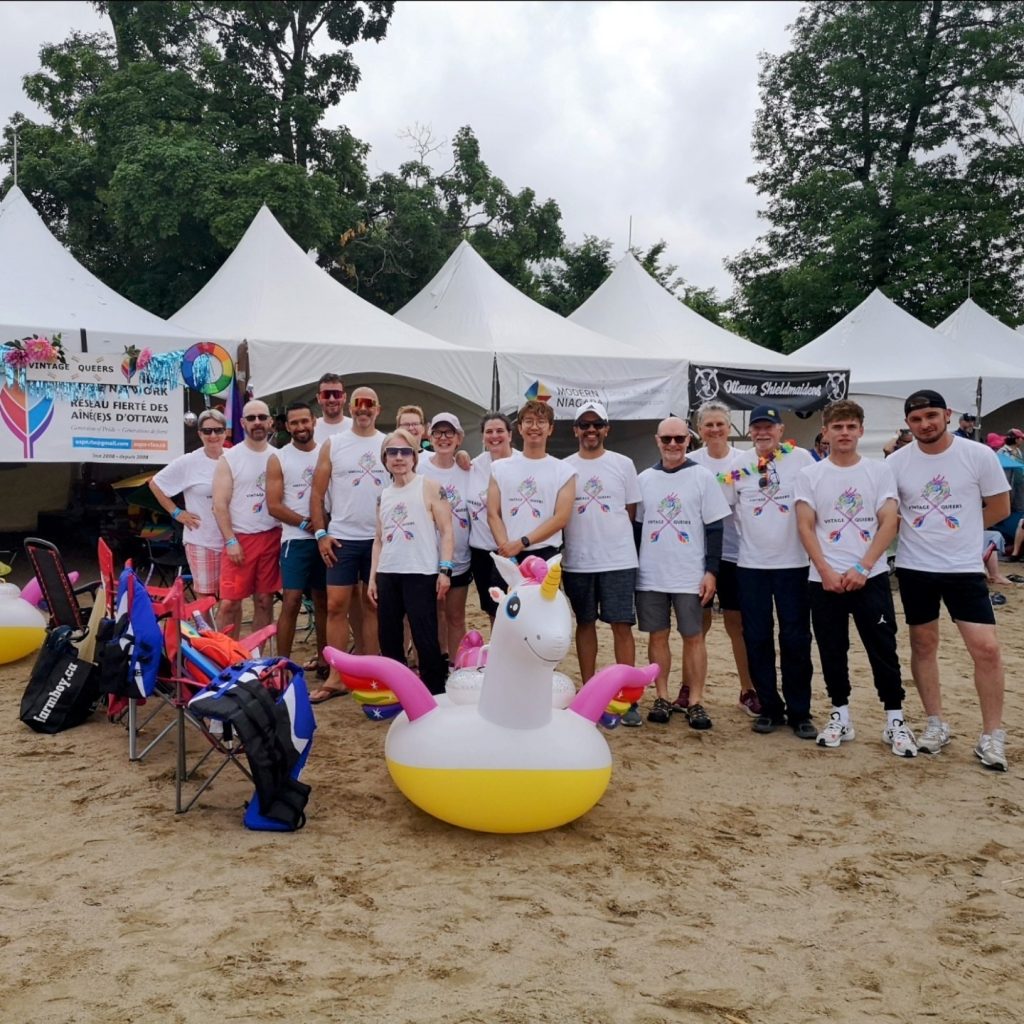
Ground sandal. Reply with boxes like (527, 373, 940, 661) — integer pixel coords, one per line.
(309, 684, 349, 704)
(686, 703, 712, 730)
(1007, 574, 1024, 584)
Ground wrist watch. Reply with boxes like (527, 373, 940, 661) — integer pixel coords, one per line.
(520, 536, 530, 549)
(439, 566, 453, 577)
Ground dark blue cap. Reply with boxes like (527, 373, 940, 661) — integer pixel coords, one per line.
(749, 405, 783, 425)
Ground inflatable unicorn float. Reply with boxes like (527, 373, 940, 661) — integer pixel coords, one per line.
(324, 554, 657, 834)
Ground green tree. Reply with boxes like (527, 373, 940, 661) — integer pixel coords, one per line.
(728, 1, 1024, 352)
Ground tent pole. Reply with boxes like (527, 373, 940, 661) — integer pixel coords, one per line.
(976, 375, 983, 434)
(490, 356, 499, 410)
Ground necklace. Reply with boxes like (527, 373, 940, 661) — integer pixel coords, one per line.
(715, 440, 797, 484)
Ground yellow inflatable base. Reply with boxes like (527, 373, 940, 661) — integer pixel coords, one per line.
(0, 626, 46, 665)
(387, 761, 612, 833)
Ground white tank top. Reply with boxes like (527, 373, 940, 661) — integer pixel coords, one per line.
(377, 475, 439, 575)
(223, 443, 277, 535)
(274, 442, 320, 542)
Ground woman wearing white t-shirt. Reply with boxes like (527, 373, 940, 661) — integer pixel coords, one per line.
(149, 408, 227, 605)
(688, 401, 760, 717)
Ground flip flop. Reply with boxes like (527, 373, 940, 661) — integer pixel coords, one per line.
(309, 685, 349, 705)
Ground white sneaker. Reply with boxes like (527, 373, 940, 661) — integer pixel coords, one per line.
(817, 711, 855, 748)
(975, 730, 1008, 772)
(882, 719, 918, 758)
(917, 718, 951, 754)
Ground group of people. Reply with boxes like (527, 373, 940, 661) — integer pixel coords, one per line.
(149, 375, 1011, 773)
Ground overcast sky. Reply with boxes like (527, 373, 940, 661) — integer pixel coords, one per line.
(0, 0, 801, 297)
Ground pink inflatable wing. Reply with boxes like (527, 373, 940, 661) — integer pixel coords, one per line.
(21, 571, 79, 609)
(321, 647, 438, 722)
(569, 664, 658, 724)
(453, 630, 487, 669)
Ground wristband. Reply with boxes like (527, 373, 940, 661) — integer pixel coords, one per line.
(225, 538, 239, 548)
(299, 518, 310, 532)
(853, 562, 870, 577)
(171, 507, 182, 521)
(520, 536, 531, 549)
(315, 529, 328, 541)
(439, 560, 455, 570)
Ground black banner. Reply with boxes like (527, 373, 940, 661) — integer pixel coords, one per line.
(687, 364, 850, 415)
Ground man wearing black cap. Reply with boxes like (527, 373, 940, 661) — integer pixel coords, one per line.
(733, 405, 817, 738)
(889, 389, 1011, 771)
(953, 412, 981, 442)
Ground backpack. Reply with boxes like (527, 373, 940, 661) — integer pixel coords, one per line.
(20, 627, 99, 734)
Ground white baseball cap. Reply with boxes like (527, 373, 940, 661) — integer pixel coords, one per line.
(574, 401, 608, 423)
(429, 412, 463, 433)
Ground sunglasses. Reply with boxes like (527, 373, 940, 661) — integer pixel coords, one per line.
(243, 414, 270, 423)
(431, 427, 456, 438)
(577, 420, 607, 431)
(384, 446, 415, 458)
(318, 389, 344, 400)
(352, 397, 376, 410)
(199, 427, 226, 436)
(658, 435, 687, 445)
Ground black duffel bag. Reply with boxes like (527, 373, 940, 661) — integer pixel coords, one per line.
(19, 626, 99, 734)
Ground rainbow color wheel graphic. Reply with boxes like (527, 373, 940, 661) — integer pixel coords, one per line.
(181, 342, 234, 395)
(0, 384, 54, 458)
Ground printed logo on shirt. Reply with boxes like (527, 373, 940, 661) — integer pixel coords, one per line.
(826, 488, 873, 544)
(353, 451, 383, 487)
(648, 493, 690, 543)
(909, 475, 960, 530)
(293, 465, 314, 501)
(467, 490, 486, 522)
(384, 502, 415, 542)
(752, 463, 791, 517)
(250, 470, 267, 514)
(576, 476, 611, 515)
(441, 483, 468, 529)
(511, 476, 543, 519)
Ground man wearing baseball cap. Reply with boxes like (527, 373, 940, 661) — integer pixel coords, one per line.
(733, 404, 817, 738)
(953, 411, 981, 442)
(562, 402, 643, 724)
(889, 389, 1010, 770)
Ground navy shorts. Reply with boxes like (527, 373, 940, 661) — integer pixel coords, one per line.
(562, 568, 637, 625)
(326, 537, 374, 587)
(635, 591, 704, 637)
(280, 538, 326, 592)
(896, 569, 994, 626)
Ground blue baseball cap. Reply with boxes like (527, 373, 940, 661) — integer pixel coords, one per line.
(749, 405, 783, 425)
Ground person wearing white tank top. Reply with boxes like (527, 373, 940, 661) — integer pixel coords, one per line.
(368, 430, 454, 695)
(266, 402, 327, 670)
(212, 399, 282, 640)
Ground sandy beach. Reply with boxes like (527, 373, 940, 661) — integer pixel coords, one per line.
(2, 579, 1022, 1024)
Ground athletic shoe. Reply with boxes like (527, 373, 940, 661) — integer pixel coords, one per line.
(647, 697, 673, 724)
(686, 703, 712, 730)
(917, 718, 951, 755)
(621, 705, 643, 728)
(817, 711, 855, 748)
(882, 719, 918, 758)
(975, 730, 1008, 772)
(737, 689, 761, 717)
(752, 713, 785, 734)
(791, 717, 818, 740)
(671, 684, 690, 712)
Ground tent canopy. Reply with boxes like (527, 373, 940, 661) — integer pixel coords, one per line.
(171, 207, 493, 409)
(936, 297, 1024, 365)
(0, 186, 199, 355)
(569, 250, 796, 368)
(395, 241, 687, 418)
(791, 289, 1024, 414)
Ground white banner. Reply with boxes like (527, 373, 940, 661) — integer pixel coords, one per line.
(514, 372, 675, 421)
(0, 353, 184, 464)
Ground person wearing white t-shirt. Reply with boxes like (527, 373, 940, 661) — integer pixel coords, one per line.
(687, 400, 760, 718)
(733, 404, 817, 739)
(310, 387, 388, 700)
(487, 399, 576, 564)
(312, 373, 348, 443)
(212, 399, 282, 639)
(562, 402, 642, 724)
(636, 417, 730, 729)
(794, 400, 916, 758)
(266, 401, 326, 672)
(889, 389, 1011, 771)
(149, 408, 227, 607)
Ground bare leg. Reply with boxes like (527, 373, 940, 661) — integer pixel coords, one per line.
(324, 584, 354, 687)
(359, 584, 379, 656)
(441, 586, 468, 660)
(219, 598, 243, 640)
(348, 592, 364, 654)
(682, 633, 708, 705)
(723, 609, 753, 693)
(575, 621, 599, 682)
(275, 589, 303, 658)
(648, 630, 671, 700)
(251, 591, 275, 636)
(908, 620, 942, 718)
(312, 588, 327, 665)
(610, 622, 635, 668)
(957, 621, 1005, 733)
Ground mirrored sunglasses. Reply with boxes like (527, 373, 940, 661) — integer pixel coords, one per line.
(318, 389, 344, 399)
(352, 397, 376, 410)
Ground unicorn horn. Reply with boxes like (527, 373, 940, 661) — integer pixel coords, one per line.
(540, 559, 562, 600)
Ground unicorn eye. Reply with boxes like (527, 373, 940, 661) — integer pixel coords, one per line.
(505, 595, 521, 619)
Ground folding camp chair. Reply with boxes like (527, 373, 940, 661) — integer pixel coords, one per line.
(23, 537, 101, 632)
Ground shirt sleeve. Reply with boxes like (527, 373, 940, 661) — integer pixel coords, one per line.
(152, 454, 187, 496)
(793, 464, 816, 510)
(977, 444, 1011, 497)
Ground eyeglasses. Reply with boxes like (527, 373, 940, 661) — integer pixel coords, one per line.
(431, 428, 456, 438)
(318, 389, 344, 400)
(384, 447, 415, 458)
(243, 414, 270, 423)
(577, 420, 607, 431)
(658, 435, 687, 445)
(199, 427, 226, 436)
(352, 397, 376, 410)
(398, 421, 423, 431)
(519, 418, 546, 427)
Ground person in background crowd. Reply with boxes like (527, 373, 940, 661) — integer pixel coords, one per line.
(952, 412, 981, 442)
(313, 373, 347, 442)
(812, 432, 829, 461)
(882, 427, 913, 458)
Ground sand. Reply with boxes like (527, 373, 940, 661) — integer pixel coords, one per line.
(1, 582, 1022, 1024)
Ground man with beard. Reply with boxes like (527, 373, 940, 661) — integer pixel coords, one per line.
(313, 373, 348, 442)
(266, 401, 326, 670)
(310, 387, 389, 702)
(889, 389, 1010, 771)
(212, 398, 282, 638)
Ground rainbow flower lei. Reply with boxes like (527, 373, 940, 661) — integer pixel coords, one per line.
(715, 440, 797, 484)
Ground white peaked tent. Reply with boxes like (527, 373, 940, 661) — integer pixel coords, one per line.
(936, 297, 1023, 364)
(792, 289, 1024, 414)
(394, 241, 688, 420)
(0, 186, 200, 355)
(569, 250, 795, 367)
(172, 207, 493, 413)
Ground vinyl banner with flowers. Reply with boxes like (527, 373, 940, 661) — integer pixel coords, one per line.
(1, 334, 187, 464)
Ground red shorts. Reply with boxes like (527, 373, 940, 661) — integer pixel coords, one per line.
(220, 528, 282, 600)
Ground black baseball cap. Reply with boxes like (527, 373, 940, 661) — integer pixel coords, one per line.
(959, 412, 977, 421)
(904, 389, 947, 416)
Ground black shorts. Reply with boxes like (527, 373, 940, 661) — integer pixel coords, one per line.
(896, 569, 994, 626)
(715, 560, 740, 612)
